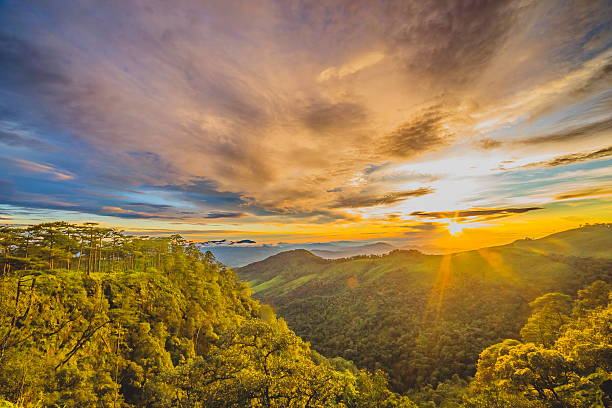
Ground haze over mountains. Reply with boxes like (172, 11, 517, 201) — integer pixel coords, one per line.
(312, 242, 397, 259)
(2, 0, 611, 406)
(202, 220, 612, 267)
(238, 224, 612, 392)
(201, 241, 397, 267)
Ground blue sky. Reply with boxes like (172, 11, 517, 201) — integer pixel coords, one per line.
(1, 0, 611, 250)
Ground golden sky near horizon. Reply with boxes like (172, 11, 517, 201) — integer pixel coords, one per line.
(0, 0, 611, 252)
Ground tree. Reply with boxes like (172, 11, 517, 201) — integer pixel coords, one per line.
(469, 283, 611, 408)
(0, 222, 417, 407)
(520, 293, 573, 347)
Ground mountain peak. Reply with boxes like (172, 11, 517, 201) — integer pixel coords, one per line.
(248, 249, 325, 267)
(271, 249, 319, 260)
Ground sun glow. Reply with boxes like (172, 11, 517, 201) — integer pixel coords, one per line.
(446, 221, 464, 235)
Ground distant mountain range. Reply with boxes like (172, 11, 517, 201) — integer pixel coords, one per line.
(311, 242, 396, 259)
(201, 241, 396, 267)
(237, 224, 612, 391)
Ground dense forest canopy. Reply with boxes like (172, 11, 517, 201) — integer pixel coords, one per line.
(2, 1, 611, 407)
(238, 225, 612, 400)
(0, 222, 610, 407)
(411, 281, 611, 407)
(0, 222, 416, 407)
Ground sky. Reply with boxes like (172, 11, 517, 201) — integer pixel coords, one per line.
(1, 0, 611, 253)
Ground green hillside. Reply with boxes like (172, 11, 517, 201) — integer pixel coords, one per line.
(238, 224, 612, 392)
(1, 222, 610, 407)
(0, 223, 415, 407)
(508, 224, 612, 259)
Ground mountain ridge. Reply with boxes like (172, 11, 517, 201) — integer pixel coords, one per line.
(202, 241, 399, 267)
(241, 224, 612, 276)
(237, 224, 612, 391)
(312, 242, 396, 259)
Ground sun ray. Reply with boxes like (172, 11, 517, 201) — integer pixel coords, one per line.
(426, 253, 454, 323)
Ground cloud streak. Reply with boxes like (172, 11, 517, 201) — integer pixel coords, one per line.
(332, 187, 433, 209)
(8, 158, 74, 181)
(555, 187, 612, 201)
(411, 207, 543, 222)
(525, 146, 612, 168)
(204, 211, 246, 219)
(0, 0, 610, 247)
(519, 117, 612, 146)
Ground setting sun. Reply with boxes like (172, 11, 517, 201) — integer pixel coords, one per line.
(0, 2, 610, 407)
(446, 221, 464, 236)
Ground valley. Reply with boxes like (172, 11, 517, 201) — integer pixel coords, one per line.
(239, 225, 612, 393)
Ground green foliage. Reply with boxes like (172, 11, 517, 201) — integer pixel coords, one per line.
(238, 225, 612, 392)
(468, 281, 612, 408)
(520, 293, 573, 346)
(2, 223, 609, 407)
(410, 281, 611, 407)
(0, 223, 414, 407)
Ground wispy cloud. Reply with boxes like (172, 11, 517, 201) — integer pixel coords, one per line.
(0, 0, 610, 248)
(555, 187, 612, 201)
(332, 187, 433, 209)
(204, 211, 246, 219)
(411, 207, 543, 222)
(519, 117, 612, 145)
(100, 206, 158, 218)
(524, 146, 612, 168)
(0, 129, 53, 151)
(9, 158, 74, 181)
(317, 51, 385, 82)
(379, 108, 452, 158)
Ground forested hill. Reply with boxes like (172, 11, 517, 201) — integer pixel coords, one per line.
(1, 223, 610, 407)
(0, 223, 416, 407)
(311, 242, 396, 259)
(506, 224, 612, 259)
(238, 224, 612, 393)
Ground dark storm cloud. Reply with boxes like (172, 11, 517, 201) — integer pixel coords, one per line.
(0, 191, 164, 220)
(332, 187, 433, 209)
(162, 180, 246, 206)
(411, 207, 543, 220)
